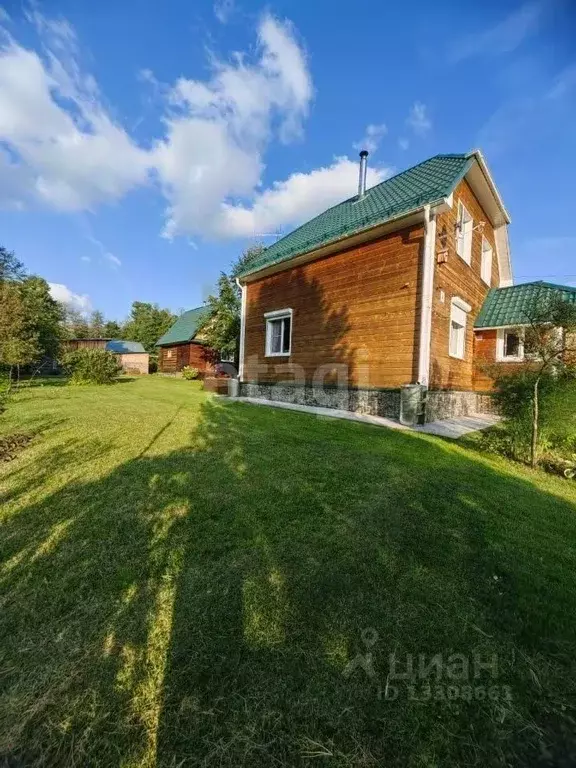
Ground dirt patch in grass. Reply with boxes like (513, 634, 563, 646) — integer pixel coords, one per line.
(0, 433, 33, 462)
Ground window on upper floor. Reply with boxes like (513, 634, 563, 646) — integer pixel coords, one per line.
(456, 201, 473, 265)
(481, 237, 493, 285)
(449, 298, 471, 359)
(265, 309, 292, 356)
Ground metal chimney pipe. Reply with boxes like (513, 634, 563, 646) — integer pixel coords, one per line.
(358, 150, 369, 199)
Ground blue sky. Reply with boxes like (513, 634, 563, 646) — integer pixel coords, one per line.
(0, 0, 574, 320)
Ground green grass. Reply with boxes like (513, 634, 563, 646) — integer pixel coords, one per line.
(1, 376, 576, 767)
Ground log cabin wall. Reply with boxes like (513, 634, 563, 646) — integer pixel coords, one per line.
(158, 342, 216, 375)
(429, 179, 500, 391)
(243, 224, 424, 389)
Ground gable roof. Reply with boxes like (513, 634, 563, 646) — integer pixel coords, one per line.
(475, 282, 576, 328)
(155, 307, 208, 347)
(105, 340, 146, 354)
(238, 151, 510, 280)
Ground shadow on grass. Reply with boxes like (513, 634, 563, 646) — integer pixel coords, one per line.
(1, 398, 576, 767)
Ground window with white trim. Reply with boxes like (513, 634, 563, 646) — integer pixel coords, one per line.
(456, 201, 473, 265)
(265, 309, 292, 356)
(497, 328, 524, 362)
(449, 299, 470, 359)
(481, 237, 493, 285)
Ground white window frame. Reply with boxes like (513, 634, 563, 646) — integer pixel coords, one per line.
(449, 297, 471, 360)
(481, 236, 493, 285)
(456, 200, 473, 265)
(264, 309, 292, 357)
(165, 349, 173, 359)
(496, 328, 525, 362)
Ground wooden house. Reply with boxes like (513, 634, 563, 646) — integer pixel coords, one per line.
(155, 307, 218, 375)
(234, 149, 523, 422)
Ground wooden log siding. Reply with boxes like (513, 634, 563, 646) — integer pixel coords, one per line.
(429, 178, 500, 392)
(158, 342, 216, 375)
(243, 224, 424, 389)
(473, 329, 498, 391)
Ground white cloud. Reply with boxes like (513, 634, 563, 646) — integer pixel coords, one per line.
(353, 123, 387, 154)
(214, 0, 235, 24)
(448, 2, 544, 63)
(105, 252, 121, 268)
(0, 14, 150, 211)
(219, 156, 389, 238)
(48, 282, 92, 313)
(398, 137, 409, 151)
(406, 102, 431, 136)
(153, 13, 315, 239)
(80, 255, 91, 263)
(0, 11, 395, 243)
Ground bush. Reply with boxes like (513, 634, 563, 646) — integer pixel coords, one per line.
(62, 349, 122, 385)
(181, 366, 200, 380)
(492, 371, 576, 464)
(148, 353, 158, 374)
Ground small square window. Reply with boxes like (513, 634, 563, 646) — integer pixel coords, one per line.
(498, 329, 524, 361)
(456, 201, 473, 265)
(265, 310, 292, 356)
(481, 237, 493, 285)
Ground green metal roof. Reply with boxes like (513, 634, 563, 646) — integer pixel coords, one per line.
(155, 307, 208, 347)
(475, 282, 576, 328)
(106, 340, 146, 354)
(238, 153, 474, 278)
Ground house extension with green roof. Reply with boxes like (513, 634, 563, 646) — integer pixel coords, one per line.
(473, 281, 576, 390)
(236, 149, 522, 422)
(155, 307, 218, 375)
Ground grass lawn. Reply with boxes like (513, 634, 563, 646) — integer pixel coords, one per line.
(1, 376, 576, 767)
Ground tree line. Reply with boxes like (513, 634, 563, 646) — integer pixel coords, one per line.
(0, 246, 177, 381)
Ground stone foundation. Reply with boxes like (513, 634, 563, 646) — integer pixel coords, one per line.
(424, 390, 499, 422)
(240, 382, 401, 419)
(239, 381, 498, 425)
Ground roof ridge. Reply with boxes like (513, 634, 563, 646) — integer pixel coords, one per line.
(357, 152, 468, 196)
(239, 152, 478, 278)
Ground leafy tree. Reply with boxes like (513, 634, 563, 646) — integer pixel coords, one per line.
(20, 276, 64, 360)
(199, 245, 265, 364)
(0, 246, 26, 282)
(494, 294, 576, 468)
(0, 248, 62, 386)
(63, 308, 91, 339)
(103, 320, 122, 338)
(122, 302, 176, 353)
(89, 310, 105, 338)
(0, 281, 40, 383)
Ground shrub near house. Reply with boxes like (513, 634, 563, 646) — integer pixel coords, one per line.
(62, 349, 122, 384)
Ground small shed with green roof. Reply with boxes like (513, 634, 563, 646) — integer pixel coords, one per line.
(155, 307, 217, 374)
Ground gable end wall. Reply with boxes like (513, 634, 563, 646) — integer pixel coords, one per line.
(430, 178, 501, 391)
